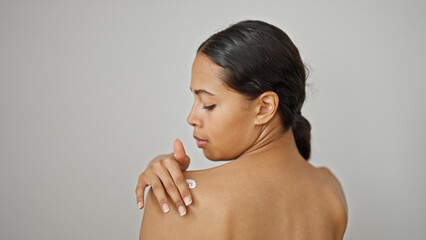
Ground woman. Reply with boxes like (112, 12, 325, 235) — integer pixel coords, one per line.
(136, 20, 348, 239)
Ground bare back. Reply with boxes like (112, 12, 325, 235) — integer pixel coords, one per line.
(140, 157, 348, 240)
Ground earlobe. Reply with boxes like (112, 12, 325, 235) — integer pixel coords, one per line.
(254, 91, 279, 125)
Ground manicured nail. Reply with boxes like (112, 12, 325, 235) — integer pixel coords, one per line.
(137, 202, 143, 209)
(178, 205, 186, 216)
(184, 196, 192, 206)
(162, 203, 170, 213)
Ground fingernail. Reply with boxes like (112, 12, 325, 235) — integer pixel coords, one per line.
(137, 202, 143, 209)
(184, 196, 192, 206)
(162, 203, 170, 213)
(178, 205, 186, 216)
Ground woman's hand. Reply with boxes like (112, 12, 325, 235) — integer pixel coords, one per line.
(135, 138, 192, 215)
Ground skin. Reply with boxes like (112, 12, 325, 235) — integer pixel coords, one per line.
(135, 140, 192, 214)
(139, 53, 348, 239)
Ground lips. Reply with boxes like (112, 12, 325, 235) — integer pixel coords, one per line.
(194, 135, 208, 148)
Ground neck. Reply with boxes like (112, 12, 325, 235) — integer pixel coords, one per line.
(234, 122, 303, 166)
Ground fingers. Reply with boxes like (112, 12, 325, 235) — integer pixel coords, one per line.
(173, 138, 186, 160)
(135, 139, 192, 216)
(152, 160, 189, 216)
(138, 170, 172, 214)
(173, 138, 190, 171)
(165, 158, 193, 206)
(135, 174, 148, 209)
(149, 175, 172, 214)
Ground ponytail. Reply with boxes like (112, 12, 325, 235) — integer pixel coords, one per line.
(292, 115, 311, 160)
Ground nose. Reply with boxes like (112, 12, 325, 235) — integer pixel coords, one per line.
(187, 103, 200, 127)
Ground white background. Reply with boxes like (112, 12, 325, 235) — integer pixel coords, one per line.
(1, 0, 425, 239)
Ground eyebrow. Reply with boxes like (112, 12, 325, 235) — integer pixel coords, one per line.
(189, 87, 216, 96)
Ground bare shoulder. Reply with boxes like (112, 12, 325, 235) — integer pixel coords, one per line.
(139, 168, 232, 240)
(315, 166, 348, 239)
(316, 167, 348, 211)
(139, 164, 349, 240)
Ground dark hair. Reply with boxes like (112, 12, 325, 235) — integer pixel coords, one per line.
(197, 20, 312, 160)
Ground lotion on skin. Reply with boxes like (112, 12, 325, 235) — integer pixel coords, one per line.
(186, 179, 196, 189)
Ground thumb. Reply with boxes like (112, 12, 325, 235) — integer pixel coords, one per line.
(173, 138, 186, 160)
(173, 138, 190, 170)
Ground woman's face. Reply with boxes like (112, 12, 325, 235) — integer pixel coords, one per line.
(187, 53, 259, 161)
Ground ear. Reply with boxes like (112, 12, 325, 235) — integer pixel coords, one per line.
(253, 91, 279, 125)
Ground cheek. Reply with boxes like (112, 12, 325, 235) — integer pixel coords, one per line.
(204, 108, 253, 160)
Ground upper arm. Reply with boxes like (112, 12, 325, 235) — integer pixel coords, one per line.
(139, 187, 165, 240)
(318, 167, 348, 239)
(139, 172, 209, 240)
(318, 167, 348, 212)
(139, 186, 195, 239)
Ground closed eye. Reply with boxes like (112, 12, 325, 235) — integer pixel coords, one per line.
(203, 104, 216, 111)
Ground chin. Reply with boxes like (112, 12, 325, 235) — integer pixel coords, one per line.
(203, 149, 235, 162)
